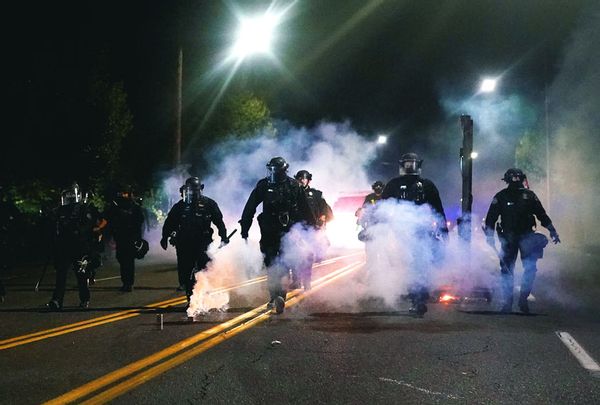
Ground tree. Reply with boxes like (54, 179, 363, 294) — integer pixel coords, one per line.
(515, 130, 545, 183)
(84, 75, 134, 209)
(204, 90, 274, 142)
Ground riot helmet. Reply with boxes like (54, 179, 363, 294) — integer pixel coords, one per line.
(399, 153, 422, 176)
(266, 157, 289, 183)
(295, 170, 312, 188)
(502, 168, 525, 185)
(115, 184, 134, 200)
(60, 182, 82, 206)
(181, 176, 204, 204)
(371, 180, 385, 195)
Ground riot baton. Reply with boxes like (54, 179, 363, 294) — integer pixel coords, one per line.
(34, 257, 51, 292)
(218, 229, 238, 249)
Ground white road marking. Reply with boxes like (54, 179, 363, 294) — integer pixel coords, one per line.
(379, 377, 462, 400)
(556, 331, 600, 375)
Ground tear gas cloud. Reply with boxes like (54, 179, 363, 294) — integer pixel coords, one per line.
(185, 122, 381, 315)
(548, 5, 600, 248)
(174, 121, 500, 315)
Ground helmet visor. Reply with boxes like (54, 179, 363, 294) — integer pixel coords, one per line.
(400, 160, 421, 175)
(182, 185, 200, 204)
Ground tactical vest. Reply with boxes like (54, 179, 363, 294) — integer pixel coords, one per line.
(56, 203, 93, 240)
(177, 200, 213, 241)
(397, 180, 426, 204)
(263, 179, 297, 217)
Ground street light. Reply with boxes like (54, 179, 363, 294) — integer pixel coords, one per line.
(377, 134, 388, 145)
(174, 10, 285, 167)
(229, 12, 281, 61)
(479, 78, 498, 93)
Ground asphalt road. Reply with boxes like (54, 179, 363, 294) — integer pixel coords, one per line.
(1, 246, 599, 404)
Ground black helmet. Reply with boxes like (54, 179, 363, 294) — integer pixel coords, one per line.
(181, 176, 204, 204)
(399, 152, 422, 175)
(371, 181, 385, 193)
(134, 239, 149, 259)
(294, 170, 312, 181)
(266, 157, 289, 183)
(267, 157, 289, 171)
(60, 182, 82, 206)
(503, 168, 526, 184)
(115, 184, 134, 200)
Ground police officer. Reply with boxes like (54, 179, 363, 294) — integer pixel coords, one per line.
(484, 168, 560, 314)
(160, 177, 228, 304)
(292, 169, 333, 290)
(354, 180, 385, 232)
(239, 157, 310, 314)
(381, 153, 449, 317)
(364, 181, 385, 206)
(46, 183, 104, 311)
(103, 185, 145, 292)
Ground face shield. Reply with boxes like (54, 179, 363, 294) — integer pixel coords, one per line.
(399, 159, 422, 176)
(61, 187, 81, 206)
(182, 185, 200, 204)
(267, 166, 285, 183)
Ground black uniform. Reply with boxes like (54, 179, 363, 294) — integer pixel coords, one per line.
(362, 192, 382, 206)
(104, 198, 145, 290)
(49, 202, 101, 308)
(162, 196, 227, 299)
(240, 176, 309, 303)
(381, 174, 448, 313)
(292, 186, 333, 289)
(484, 185, 558, 312)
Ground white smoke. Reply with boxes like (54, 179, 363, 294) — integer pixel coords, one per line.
(185, 122, 379, 315)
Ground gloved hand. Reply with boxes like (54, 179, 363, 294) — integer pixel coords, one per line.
(220, 237, 230, 247)
(160, 237, 168, 250)
(238, 219, 249, 240)
(550, 230, 561, 244)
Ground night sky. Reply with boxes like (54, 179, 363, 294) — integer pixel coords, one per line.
(6, 0, 593, 187)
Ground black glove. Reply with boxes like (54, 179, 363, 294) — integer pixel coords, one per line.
(238, 220, 249, 239)
(550, 230, 561, 244)
(220, 237, 230, 246)
(160, 237, 168, 250)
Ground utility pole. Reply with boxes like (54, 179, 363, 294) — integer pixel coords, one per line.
(174, 47, 183, 167)
(459, 114, 474, 243)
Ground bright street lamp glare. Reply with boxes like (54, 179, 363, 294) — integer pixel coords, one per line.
(377, 135, 388, 144)
(480, 78, 497, 93)
(231, 12, 280, 60)
(470, 151, 478, 159)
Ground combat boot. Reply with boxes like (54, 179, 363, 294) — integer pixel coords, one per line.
(274, 296, 285, 314)
(46, 299, 62, 311)
(409, 303, 427, 318)
(518, 296, 530, 314)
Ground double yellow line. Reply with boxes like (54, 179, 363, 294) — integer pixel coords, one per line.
(45, 259, 364, 405)
(0, 252, 362, 351)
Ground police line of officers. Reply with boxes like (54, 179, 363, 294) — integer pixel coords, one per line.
(41, 153, 560, 318)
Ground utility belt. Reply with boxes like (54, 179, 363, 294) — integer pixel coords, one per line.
(258, 211, 291, 228)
